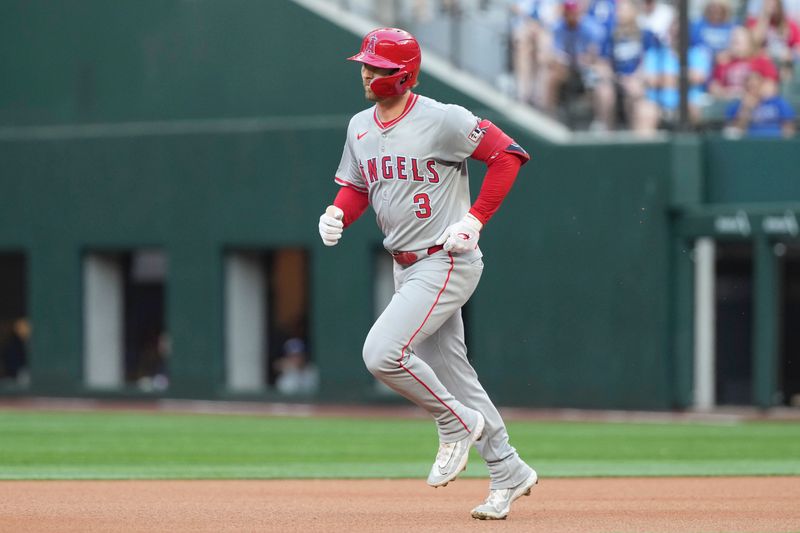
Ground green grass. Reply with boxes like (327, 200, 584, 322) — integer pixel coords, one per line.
(0, 410, 798, 480)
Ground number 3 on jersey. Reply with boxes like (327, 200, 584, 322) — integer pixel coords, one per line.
(413, 193, 431, 219)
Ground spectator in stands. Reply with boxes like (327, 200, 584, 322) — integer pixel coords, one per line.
(691, 0, 737, 60)
(746, 0, 800, 80)
(1, 318, 30, 384)
(527, 0, 564, 31)
(544, 0, 610, 124)
(510, 1, 544, 105)
(637, 0, 675, 43)
(725, 70, 797, 136)
(135, 330, 169, 392)
(710, 26, 779, 100)
(598, 0, 658, 130)
(638, 20, 713, 130)
(747, 0, 800, 28)
(509, 0, 563, 106)
(275, 337, 319, 395)
(587, 0, 617, 42)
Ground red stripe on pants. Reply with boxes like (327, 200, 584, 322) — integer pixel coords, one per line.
(398, 252, 470, 433)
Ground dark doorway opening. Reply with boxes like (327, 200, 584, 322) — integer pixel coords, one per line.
(779, 243, 800, 406)
(123, 250, 168, 390)
(715, 243, 753, 405)
(0, 252, 28, 385)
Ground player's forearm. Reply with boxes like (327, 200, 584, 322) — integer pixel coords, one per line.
(469, 120, 529, 225)
(469, 152, 522, 225)
(333, 185, 369, 228)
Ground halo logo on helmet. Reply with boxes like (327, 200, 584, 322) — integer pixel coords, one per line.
(366, 34, 378, 54)
(348, 28, 422, 98)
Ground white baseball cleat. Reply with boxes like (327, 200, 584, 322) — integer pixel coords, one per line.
(470, 469, 538, 520)
(426, 412, 485, 487)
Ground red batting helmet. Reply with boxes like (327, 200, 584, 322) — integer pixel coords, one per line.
(348, 28, 421, 98)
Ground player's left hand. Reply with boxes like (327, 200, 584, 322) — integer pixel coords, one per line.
(435, 213, 483, 254)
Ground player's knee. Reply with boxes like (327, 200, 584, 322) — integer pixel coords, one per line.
(362, 333, 400, 377)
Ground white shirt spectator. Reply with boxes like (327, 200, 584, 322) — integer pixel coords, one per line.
(638, 0, 676, 41)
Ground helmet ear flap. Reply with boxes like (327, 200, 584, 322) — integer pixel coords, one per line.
(369, 69, 414, 98)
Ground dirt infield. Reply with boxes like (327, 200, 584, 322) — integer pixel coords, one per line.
(1, 477, 798, 532)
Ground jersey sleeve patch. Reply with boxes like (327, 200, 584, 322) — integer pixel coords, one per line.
(467, 122, 487, 143)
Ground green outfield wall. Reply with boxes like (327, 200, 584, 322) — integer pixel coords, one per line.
(1, 0, 797, 408)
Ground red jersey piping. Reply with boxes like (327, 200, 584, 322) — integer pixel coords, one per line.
(373, 93, 419, 130)
(397, 252, 470, 433)
(334, 176, 368, 193)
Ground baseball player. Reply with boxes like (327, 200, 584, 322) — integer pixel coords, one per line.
(318, 28, 537, 520)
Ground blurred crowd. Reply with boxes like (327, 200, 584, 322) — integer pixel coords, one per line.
(509, 0, 799, 135)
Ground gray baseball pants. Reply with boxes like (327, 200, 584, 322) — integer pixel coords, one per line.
(362, 248, 531, 489)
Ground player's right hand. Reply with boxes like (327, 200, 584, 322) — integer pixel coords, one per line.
(319, 205, 344, 246)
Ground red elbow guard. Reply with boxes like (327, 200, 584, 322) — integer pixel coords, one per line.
(470, 120, 530, 164)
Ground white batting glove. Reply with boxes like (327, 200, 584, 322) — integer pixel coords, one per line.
(435, 213, 483, 253)
(319, 205, 344, 246)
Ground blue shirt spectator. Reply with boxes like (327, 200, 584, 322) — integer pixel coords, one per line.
(725, 94, 796, 136)
(690, 0, 736, 57)
(553, 15, 605, 63)
(543, 0, 614, 124)
(587, 0, 617, 40)
(690, 21, 736, 55)
(603, 29, 658, 75)
(690, 20, 736, 55)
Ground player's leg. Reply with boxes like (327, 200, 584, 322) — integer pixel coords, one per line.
(415, 309, 534, 490)
(363, 251, 482, 442)
(362, 251, 484, 485)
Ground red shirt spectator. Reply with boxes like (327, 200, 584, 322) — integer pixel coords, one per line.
(710, 26, 780, 100)
(712, 53, 779, 88)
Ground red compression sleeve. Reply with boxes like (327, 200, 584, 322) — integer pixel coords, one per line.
(468, 152, 521, 225)
(333, 184, 369, 228)
(469, 121, 530, 225)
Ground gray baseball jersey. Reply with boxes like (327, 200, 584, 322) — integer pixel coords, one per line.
(335, 93, 485, 252)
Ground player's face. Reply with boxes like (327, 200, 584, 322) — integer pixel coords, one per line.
(361, 63, 397, 101)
